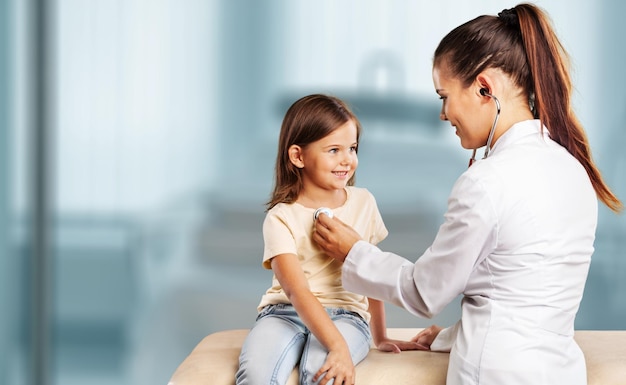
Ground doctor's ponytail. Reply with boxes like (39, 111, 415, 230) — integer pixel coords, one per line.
(434, 3, 622, 212)
(515, 4, 622, 212)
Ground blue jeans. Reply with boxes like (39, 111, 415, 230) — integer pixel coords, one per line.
(236, 304, 372, 385)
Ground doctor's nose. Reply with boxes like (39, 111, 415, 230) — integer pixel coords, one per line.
(439, 110, 448, 121)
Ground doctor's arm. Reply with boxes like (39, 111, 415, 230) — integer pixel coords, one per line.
(314, 214, 435, 316)
(314, 172, 497, 322)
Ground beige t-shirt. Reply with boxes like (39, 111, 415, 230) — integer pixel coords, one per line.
(258, 186, 388, 323)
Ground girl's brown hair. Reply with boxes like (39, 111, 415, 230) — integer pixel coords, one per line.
(266, 94, 361, 211)
(434, 3, 622, 212)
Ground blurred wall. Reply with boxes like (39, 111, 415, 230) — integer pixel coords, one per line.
(0, 0, 12, 382)
(578, 0, 626, 329)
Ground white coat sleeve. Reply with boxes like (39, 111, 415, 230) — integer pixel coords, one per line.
(342, 240, 433, 317)
(341, 171, 498, 318)
(429, 322, 460, 352)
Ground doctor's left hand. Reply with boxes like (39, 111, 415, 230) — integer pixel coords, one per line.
(313, 213, 362, 263)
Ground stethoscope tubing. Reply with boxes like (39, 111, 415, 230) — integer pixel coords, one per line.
(469, 92, 501, 166)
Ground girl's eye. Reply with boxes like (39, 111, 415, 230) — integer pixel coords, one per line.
(350, 146, 357, 152)
(329, 148, 338, 154)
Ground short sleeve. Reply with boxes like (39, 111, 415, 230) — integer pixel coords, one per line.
(261, 211, 298, 269)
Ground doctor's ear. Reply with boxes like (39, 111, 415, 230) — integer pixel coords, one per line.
(475, 73, 494, 97)
(288, 145, 304, 169)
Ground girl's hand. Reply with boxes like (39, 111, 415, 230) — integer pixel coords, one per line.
(313, 348, 355, 385)
(410, 325, 443, 350)
(377, 338, 428, 353)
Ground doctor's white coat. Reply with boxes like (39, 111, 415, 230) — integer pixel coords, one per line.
(343, 120, 597, 385)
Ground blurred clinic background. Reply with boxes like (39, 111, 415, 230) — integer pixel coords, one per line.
(1, 0, 625, 384)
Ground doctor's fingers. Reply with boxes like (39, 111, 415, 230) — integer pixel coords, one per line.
(314, 216, 343, 245)
(320, 216, 361, 241)
(315, 211, 336, 230)
(411, 325, 442, 347)
(312, 225, 329, 247)
(411, 329, 433, 345)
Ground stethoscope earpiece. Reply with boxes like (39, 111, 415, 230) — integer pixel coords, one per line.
(469, 89, 501, 167)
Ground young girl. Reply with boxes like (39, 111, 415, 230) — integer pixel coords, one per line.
(235, 94, 420, 385)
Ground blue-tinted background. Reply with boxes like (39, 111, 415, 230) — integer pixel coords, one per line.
(1, 1, 624, 384)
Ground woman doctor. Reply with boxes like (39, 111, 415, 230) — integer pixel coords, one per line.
(312, 4, 623, 385)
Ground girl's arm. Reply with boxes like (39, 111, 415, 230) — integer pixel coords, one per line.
(271, 253, 355, 385)
(368, 298, 427, 353)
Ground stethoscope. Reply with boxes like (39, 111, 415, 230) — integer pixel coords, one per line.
(469, 88, 501, 167)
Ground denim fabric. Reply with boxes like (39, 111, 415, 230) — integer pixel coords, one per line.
(235, 304, 372, 385)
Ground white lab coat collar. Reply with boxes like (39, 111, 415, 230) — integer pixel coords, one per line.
(489, 119, 549, 157)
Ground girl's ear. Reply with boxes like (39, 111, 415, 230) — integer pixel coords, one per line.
(288, 145, 304, 169)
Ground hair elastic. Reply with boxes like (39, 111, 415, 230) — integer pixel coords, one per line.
(498, 8, 519, 28)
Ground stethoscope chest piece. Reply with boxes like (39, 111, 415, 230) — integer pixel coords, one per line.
(314, 207, 334, 220)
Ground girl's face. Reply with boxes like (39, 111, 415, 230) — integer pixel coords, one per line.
(299, 120, 358, 194)
(433, 65, 490, 150)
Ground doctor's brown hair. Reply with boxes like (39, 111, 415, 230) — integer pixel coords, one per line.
(266, 94, 361, 211)
(433, 3, 623, 212)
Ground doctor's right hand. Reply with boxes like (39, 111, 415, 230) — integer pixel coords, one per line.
(313, 213, 363, 263)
